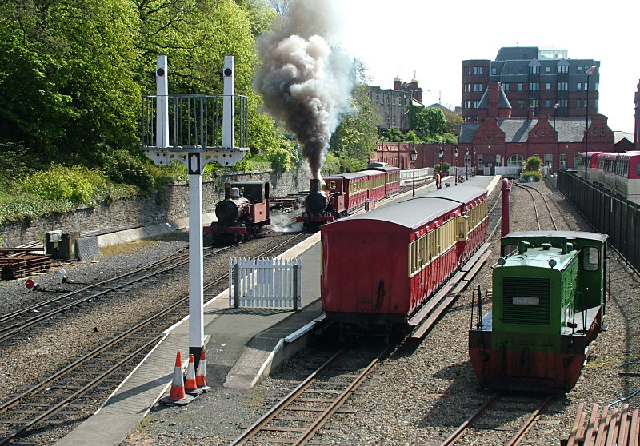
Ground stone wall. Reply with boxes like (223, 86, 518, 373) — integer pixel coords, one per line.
(0, 167, 311, 248)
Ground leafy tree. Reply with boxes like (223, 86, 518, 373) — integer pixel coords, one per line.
(404, 130, 421, 144)
(525, 156, 542, 172)
(381, 127, 404, 142)
(0, 0, 141, 160)
(411, 106, 448, 140)
(329, 84, 379, 170)
(443, 110, 463, 136)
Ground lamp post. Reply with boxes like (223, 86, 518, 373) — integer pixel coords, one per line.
(454, 147, 459, 185)
(465, 148, 469, 180)
(438, 148, 443, 189)
(553, 103, 559, 174)
(411, 148, 418, 196)
(585, 65, 596, 180)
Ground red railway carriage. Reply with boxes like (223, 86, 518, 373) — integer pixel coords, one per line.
(321, 186, 488, 328)
(425, 186, 489, 263)
(368, 163, 401, 197)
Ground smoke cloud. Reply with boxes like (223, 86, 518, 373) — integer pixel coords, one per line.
(254, 0, 352, 179)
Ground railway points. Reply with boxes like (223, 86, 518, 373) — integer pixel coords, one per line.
(51, 175, 500, 445)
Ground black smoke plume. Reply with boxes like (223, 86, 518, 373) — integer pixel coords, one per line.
(254, 0, 352, 179)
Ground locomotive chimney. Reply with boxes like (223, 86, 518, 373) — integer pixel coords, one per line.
(310, 179, 320, 194)
(224, 183, 231, 200)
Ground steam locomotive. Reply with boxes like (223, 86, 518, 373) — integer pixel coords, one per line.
(297, 165, 400, 232)
(204, 181, 270, 243)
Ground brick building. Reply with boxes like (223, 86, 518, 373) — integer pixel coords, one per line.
(458, 81, 615, 174)
(368, 76, 423, 133)
(462, 47, 599, 123)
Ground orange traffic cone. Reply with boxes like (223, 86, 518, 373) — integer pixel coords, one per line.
(196, 349, 210, 392)
(184, 354, 201, 396)
(161, 351, 194, 406)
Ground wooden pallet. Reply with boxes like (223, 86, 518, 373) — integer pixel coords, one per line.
(565, 403, 640, 446)
(0, 248, 51, 280)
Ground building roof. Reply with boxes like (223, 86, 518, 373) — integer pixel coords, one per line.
(477, 86, 512, 110)
(496, 47, 539, 61)
(460, 118, 590, 144)
(335, 197, 459, 230)
(614, 131, 634, 143)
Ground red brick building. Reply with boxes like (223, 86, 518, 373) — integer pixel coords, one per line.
(458, 81, 615, 174)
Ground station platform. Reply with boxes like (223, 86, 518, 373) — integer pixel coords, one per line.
(56, 175, 500, 446)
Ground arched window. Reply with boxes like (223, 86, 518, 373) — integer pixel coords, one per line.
(507, 154, 525, 166)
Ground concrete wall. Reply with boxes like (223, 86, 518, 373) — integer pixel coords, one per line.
(0, 167, 311, 248)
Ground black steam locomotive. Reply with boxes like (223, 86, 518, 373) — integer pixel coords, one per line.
(204, 181, 270, 243)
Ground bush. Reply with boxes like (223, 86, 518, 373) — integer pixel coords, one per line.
(101, 150, 155, 192)
(18, 166, 109, 204)
(264, 147, 292, 173)
(434, 162, 450, 174)
(525, 156, 542, 172)
(522, 170, 542, 182)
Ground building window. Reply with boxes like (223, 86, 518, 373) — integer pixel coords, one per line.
(560, 154, 567, 167)
(545, 66, 551, 74)
(545, 83, 551, 91)
(558, 65, 568, 74)
(594, 128, 598, 136)
(558, 99, 568, 108)
(473, 83, 483, 92)
(577, 82, 582, 91)
(517, 100, 525, 108)
(529, 82, 539, 91)
(474, 66, 483, 75)
(544, 154, 552, 167)
(473, 100, 480, 109)
(503, 83, 510, 91)
(601, 128, 605, 136)
(545, 100, 551, 108)
(508, 154, 524, 166)
(558, 82, 568, 91)
(576, 99, 581, 108)
(478, 154, 483, 165)
(464, 66, 470, 76)
(491, 67, 497, 75)
(529, 99, 539, 108)
(517, 83, 523, 91)
(529, 65, 540, 74)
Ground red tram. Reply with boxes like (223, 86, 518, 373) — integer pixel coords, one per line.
(321, 185, 488, 329)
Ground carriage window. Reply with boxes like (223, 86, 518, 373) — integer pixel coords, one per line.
(583, 247, 599, 271)
(328, 181, 336, 190)
(637, 162, 640, 177)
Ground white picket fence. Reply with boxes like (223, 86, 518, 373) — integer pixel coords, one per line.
(400, 168, 433, 186)
(229, 257, 302, 310)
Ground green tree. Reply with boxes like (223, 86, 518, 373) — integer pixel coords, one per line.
(525, 156, 542, 172)
(328, 84, 379, 171)
(411, 107, 448, 140)
(381, 127, 404, 142)
(0, 0, 141, 160)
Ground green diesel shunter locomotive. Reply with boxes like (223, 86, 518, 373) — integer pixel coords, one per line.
(469, 231, 608, 393)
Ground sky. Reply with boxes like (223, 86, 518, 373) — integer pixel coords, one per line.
(337, 0, 640, 134)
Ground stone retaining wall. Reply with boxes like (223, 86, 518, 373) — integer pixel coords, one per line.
(0, 168, 310, 248)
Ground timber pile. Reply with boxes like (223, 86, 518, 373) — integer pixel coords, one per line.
(564, 403, 639, 446)
(0, 247, 51, 280)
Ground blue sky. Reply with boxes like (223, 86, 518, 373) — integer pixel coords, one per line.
(338, 0, 639, 134)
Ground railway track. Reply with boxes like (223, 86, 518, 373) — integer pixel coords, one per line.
(0, 233, 308, 444)
(514, 182, 558, 231)
(0, 244, 233, 345)
(441, 392, 553, 446)
(231, 239, 493, 446)
(231, 341, 390, 445)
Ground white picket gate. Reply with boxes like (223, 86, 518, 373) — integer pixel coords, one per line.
(229, 257, 302, 310)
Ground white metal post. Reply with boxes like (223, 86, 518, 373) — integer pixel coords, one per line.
(188, 164, 204, 361)
(156, 55, 169, 148)
(222, 56, 234, 148)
